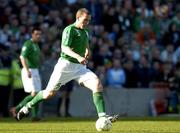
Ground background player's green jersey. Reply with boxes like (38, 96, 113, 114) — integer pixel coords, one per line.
(60, 24, 89, 63)
(21, 40, 41, 68)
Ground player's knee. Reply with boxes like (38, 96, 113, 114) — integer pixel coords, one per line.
(97, 84, 103, 92)
(42, 90, 56, 99)
(94, 78, 103, 92)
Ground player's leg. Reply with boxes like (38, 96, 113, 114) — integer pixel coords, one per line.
(16, 72, 59, 121)
(77, 68, 119, 122)
(82, 77, 119, 122)
(57, 81, 73, 117)
(63, 81, 73, 117)
(81, 76, 106, 117)
(11, 69, 39, 118)
(12, 92, 40, 121)
(64, 84, 73, 117)
(57, 89, 72, 117)
(64, 90, 72, 117)
(30, 69, 42, 121)
(10, 89, 27, 117)
(75, 66, 105, 117)
(57, 94, 62, 116)
(75, 67, 106, 117)
(16, 86, 58, 121)
(31, 103, 40, 121)
(10, 94, 34, 117)
(24, 65, 65, 109)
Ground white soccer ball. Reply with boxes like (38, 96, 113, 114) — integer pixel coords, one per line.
(95, 117, 112, 131)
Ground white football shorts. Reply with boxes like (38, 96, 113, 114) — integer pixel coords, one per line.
(21, 68, 41, 93)
(45, 58, 97, 91)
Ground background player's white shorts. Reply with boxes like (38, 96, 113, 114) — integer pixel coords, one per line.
(45, 58, 98, 91)
(21, 68, 41, 93)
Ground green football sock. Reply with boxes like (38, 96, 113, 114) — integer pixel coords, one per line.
(93, 92, 106, 117)
(26, 91, 43, 108)
(15, 95, 34, 112)
(31, 103, 39, 118)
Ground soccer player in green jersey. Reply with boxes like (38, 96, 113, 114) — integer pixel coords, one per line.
(10, 27, 42, 121)
(16, 8, 119, 122)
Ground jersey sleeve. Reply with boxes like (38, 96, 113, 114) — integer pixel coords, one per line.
(61, 27, 73, 47)
(21, 41, 30, 58)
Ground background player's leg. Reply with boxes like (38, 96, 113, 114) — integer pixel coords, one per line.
(15, 95, 34, 113)
(31, 103, 40, 121)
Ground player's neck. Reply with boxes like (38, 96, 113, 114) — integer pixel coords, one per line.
(31, 38, 38, 43)
(74, 21, 84, 29)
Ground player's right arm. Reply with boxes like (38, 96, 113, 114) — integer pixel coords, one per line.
(61, 45, 87, 65)
(20, 42, 31, 78)
(19, 55, 31, 78)
(61, 26, 87, 65)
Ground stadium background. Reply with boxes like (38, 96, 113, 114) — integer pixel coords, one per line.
(0, 0, 180, 117)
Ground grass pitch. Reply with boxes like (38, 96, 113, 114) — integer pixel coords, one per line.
(0, 117, 180, 133)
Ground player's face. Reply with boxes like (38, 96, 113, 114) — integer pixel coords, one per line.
(32, 30, 41, 42)
(78, 13, 91, 27)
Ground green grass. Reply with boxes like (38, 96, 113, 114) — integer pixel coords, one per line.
(0, 117, 180, 133)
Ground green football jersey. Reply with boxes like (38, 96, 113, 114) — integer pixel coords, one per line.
(60, 24, 89, 63)
(21, 40, 41, 68)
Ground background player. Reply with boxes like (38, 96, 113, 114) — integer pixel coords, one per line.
(10, 27, 42, 121)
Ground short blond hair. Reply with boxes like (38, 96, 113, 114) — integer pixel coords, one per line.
(76, 8, 90, 19)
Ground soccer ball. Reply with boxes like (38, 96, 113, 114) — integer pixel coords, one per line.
(95, 117, 112, 131)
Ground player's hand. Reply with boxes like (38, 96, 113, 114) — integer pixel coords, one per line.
(27, 70, 32, 78)
(85, 50, 91, 60)
(77, 56, 87, 65)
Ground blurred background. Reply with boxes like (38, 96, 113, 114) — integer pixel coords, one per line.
(0, 0, 180, 118)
